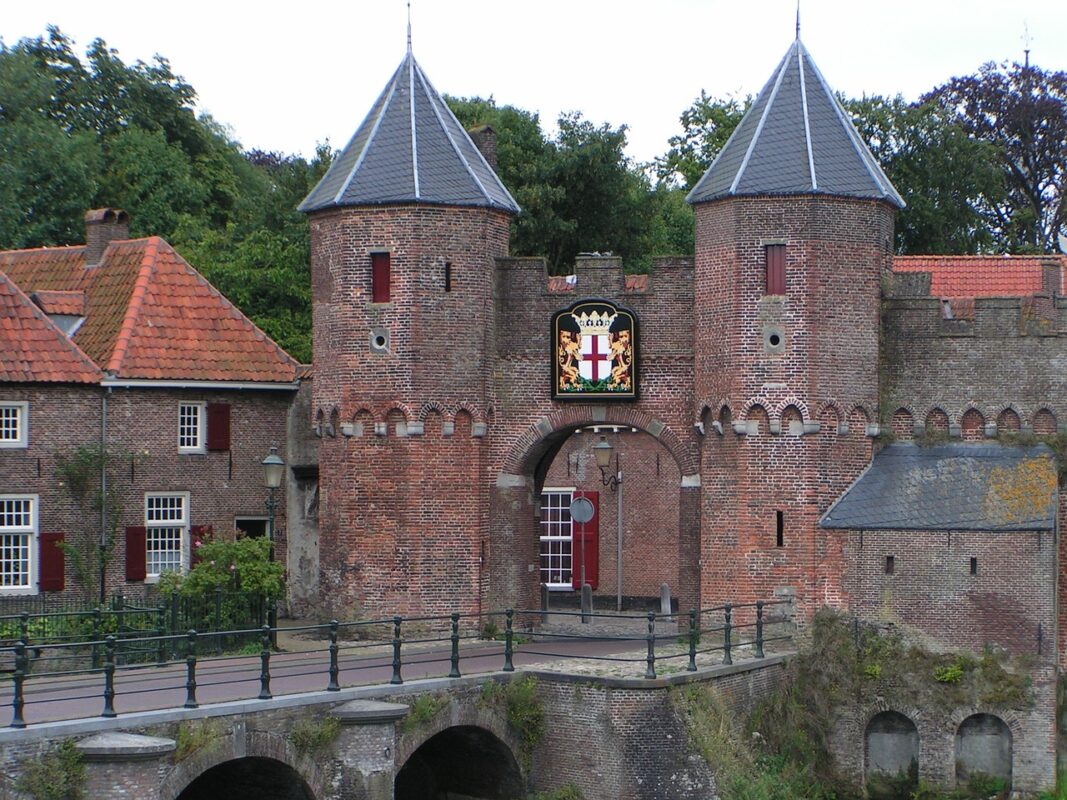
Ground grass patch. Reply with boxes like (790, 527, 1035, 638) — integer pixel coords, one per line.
(15, 740, 85, 800)
(479, 676, 545, 771)
(174, 719, 223, 762)
(401, 693, 450, 734)
(530, 784, 585, 800)
(290, 715, 341, 757)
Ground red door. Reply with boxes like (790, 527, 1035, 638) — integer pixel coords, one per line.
(571, 490, 599, 590)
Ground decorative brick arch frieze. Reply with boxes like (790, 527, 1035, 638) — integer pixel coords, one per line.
(817, 400, 844, 434)
(994, 403, 1024, 432)
(499, 407, 698, 478)
(418, 401, 448, 422)
(453, 401, 486, 426)
(773, 397, 810, 422)
(959, 406, 987, 440)
(1032, 407, 1058, 435)
(159, 729, 323, 800)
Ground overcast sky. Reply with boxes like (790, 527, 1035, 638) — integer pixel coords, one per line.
(4, 1, 1066, 165)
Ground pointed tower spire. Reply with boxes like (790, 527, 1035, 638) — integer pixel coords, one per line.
(299, 45, 519, 214)
(687, 38, 903, 208)
(407, 0, 412, 54)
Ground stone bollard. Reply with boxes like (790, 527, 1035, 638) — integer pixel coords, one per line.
(660, 583, 673, 618)
(581, 583, 592, 623)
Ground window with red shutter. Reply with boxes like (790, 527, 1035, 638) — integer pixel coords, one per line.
(125, 526, 147, 582)
(371, 252, 391, 303)
(570, 490, 600, 590)
(38, 532, 65, 591)
(206, 403, 231, 451)
(765, 244, 786, 296)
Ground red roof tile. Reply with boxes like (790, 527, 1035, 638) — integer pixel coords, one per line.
(0, 238, 298, 383)
(892, 255, 1065, 297)
(547, 275, 575, 293)
(0, 271, 101, 383)
(30, 290, 86, 316)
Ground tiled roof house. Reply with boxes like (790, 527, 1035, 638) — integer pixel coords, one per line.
(0, 210, 300, 603)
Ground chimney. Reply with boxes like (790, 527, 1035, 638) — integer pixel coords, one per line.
(467, 125, 498, 171)
(84, 208, 130, 267)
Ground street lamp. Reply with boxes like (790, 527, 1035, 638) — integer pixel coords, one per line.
(261, 445, 285, 563)
(591, 435, 625, 611)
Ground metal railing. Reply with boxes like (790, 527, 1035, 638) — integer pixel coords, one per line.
(0, 600, 793, 729)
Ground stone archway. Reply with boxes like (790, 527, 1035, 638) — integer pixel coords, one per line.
(175, 756, 315, 800)
(865, 710, 919, 798)
(489, 409, 700, 613)
(394, 725, 523, 800)
(956, 713, 1012, 790)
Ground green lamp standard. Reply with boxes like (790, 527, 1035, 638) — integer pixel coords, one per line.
(261, 446, 285, 563)
(592, 434, 624, 611)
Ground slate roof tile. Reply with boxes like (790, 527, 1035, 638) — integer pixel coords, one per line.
(821, 443, 1057, 531)
(688, 38, 903, 208)
(300, 50, 519, 214)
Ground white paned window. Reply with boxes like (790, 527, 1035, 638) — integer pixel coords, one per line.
(178, 403, 205, 453)
(539, 489, 574, 590)
(0, 496, 37, 593)
(146, 493, 188, 577)
(0, 402, 28, 448)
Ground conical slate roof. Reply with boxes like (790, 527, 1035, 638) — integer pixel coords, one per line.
(300, 50, 519, 214)
(687, 38, 904, 208)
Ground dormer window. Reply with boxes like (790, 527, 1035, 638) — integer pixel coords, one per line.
(0, 402, 28, 449)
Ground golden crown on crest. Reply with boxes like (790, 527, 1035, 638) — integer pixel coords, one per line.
(572, 310, 617, 337)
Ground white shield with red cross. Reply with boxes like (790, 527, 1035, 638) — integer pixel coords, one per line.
(579, 334, 612, 383)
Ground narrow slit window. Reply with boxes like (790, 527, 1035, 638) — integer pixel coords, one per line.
(765, 244, 786, 296)
(444, 262, 452, 293)
(885, 555, 895, 575)
(775, 510, 784, 547)
(969, 557, 977, 576)
(371, 252, 391, 303)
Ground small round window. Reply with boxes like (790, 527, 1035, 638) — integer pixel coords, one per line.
(764, 326, 785, 354)
(370, 328, 391, 353)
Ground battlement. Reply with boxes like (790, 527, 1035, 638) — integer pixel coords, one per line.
(495, 254, 695, 298)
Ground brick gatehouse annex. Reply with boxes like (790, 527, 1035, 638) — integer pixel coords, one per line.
(2, 29, 1065, 793)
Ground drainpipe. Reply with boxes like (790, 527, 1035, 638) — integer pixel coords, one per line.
(99, 389, 109, 605)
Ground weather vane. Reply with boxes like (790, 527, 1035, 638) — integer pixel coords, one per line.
(795, 0, 801, 40)
(1022, 22, 1032, 68)
(407, 0, 413, 53)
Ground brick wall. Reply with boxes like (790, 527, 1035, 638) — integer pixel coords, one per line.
(694, 195, 894, 617)
(0, 383, 291, 603)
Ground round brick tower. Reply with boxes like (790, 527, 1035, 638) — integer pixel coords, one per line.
(688, 37, 902, 615)
(300, 48, 518, 616)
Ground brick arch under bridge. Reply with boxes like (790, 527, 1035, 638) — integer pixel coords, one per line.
(489, 406, 702, 612)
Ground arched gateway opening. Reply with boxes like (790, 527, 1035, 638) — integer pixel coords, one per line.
(395, 725, 523, 800)
(490, 412, 699, 614)
(176, 756, 315, 800)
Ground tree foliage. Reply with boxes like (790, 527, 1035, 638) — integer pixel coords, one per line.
(924, 61, 1067, 253)
(448, 97, 692, 272)
(0, 27, 323, 360)
(655, 90, 750, 190)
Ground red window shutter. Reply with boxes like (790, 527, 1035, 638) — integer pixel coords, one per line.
(766, 244, 786, 295)
(571, 490, 599, 591)
(190, 525, 213, 568)
(371, 252, 391, 303)
(125, 526, 147, 582)
(38, 532, 65, 592)
(206, 403, 231, 451)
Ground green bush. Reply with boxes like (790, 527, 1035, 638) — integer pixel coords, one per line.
(15, 740, 84, 800)
(290, 715, 341, 757)
(158, 535, 284, 600)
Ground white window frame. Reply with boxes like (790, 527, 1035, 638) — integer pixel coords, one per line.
(176, 403, 204, 454)
(0, 402, 29, 449)
(0, 495, 38, 595)
(145, 492, 189, 580)
(540, 487, 575, 590)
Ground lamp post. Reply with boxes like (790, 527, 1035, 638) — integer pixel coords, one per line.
(261, 446, 285, 563)
(592, 435, 624, 611)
